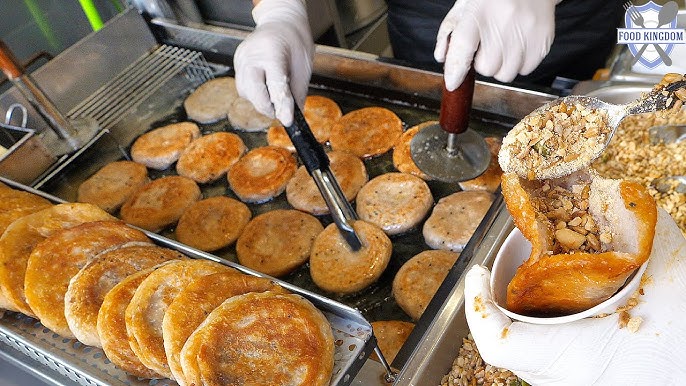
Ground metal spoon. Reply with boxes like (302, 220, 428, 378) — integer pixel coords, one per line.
(649, 124, 686, 145)
(505, 75, 686, 180)
(652, 176, 686, 194)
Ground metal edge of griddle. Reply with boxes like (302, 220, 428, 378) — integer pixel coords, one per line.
(0, 176, 374, 386)
(146, 17, 558, 122)
(393, 197, 515, 385)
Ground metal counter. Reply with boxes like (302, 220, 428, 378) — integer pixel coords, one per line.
(0, 8, 557, 385)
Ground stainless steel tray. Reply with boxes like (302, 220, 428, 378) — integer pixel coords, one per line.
(0, 176, 374, 386)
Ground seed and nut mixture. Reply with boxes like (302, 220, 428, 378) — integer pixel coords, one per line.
(528, 180, 612, 254)
(592, 108, 686, 236)
(440, 334, 521, 386)
(500, 102, 611, 180)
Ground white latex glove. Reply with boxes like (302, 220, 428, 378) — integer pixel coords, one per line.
(234, 0, 313, 126)
(465, 208, 686, 385)
(434, 0, 558, 90)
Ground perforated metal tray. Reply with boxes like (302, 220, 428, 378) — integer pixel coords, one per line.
(0, 177, 374, 386)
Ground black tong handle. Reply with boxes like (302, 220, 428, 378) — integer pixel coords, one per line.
(285, 104, 329, 175)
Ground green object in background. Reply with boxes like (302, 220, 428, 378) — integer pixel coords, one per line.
(23, 0, 60, 51)
(79, 0, 104, 31)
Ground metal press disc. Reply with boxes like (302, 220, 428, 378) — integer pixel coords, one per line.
(410, 124, 490, 183)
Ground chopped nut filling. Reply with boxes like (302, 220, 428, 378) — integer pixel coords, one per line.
(502, 102, 611, 180)
(593, 107, 686, 237)
(529, 181, 612, 254)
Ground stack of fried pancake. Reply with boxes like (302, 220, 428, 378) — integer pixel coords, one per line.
(0, 184, 334, 385)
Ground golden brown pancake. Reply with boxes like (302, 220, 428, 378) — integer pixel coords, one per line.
(126, 259, 233, 379)
(286, 150, 368, 215)
(266, 125, 296, 152)
(236, 209, 323, 277)
(175, 196, 251, 252)
(370, 320, 415, 364)
(180, 292, 334, 386)
(64, 243, 184, 347)
(227, 97, 275, 132)
(163, 271, 286, 385)
(130, 122, 201, 170)
(502, 171, 657, 316)
(392, 121, 437, 180)
(329, 107, 403, 158)
(303, 95, 342, 143)
(458, 137, 503, 193)
(0, 188, 52, 235)
(97, 265, 165, 379)
(183, 77, 239, 124)
(423, 191, 494, 252)
(120, 176, 201, 232)
(227, 146, 297, 203)
(77, 161, 150, 213)
(0, 203, 114, 315)
(310, 221, 392, 294)
(264, 95, 341, 148)
(176, 132, 247, 184)
(24, 221, 149, 338)
(392, 250, 459, 320)
(356, 172, 434, 235)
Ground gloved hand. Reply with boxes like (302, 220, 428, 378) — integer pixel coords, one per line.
(234, 0, 314, 126)
(434, 0, 559, 90)
(464, 208, 686, 385)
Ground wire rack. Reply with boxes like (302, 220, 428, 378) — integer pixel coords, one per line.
(66, 45, 214, 131)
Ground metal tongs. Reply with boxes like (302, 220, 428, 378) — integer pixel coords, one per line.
(285, 104, 362, 251)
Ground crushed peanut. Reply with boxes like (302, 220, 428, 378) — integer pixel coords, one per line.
(500, 102, 611, 180)
(440, 334, 521, 386)
(592, 108, 686, 236)
(528, 180, 611, 254)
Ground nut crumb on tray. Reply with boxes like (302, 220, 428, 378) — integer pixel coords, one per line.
(440, 335, 521, 386)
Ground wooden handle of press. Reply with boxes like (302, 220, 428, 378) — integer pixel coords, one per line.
(0, 40, 24, 80)
(439, 67, 475, 134)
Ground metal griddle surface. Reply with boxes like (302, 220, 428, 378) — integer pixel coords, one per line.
(38, 69, 514, 326)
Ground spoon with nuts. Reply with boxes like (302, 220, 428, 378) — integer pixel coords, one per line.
(499, 73, 686, 181)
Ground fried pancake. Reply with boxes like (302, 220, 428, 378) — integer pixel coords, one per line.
(98, 265, 166, 379)
(392, 250, 459, 320)
(329, 107, 403, 158)
(236, 209, 323, 277)
(356, 172, 434, 235)
(0, 203, 114, 315)
(423, 191, 494, 252)
(180, 292, 334, 386)
(392, 121, 437, 180)
(126, 259, 233, 379)
(24, 221, 149, 338)
(227, 96, 274, 132)
(184, 77, 239, 124)
(310, 221, 392, 294)
(163, 271, 286, 385)
(64, 243, 184, 347)
(0, 188, 52, 235)
(370, 320, 415, 364)
(176, 132, 247, 184)
(458, 137, 503, 193)
(227, 146, 297, 203)
(77, 161, 150, 213)
(266, 125, 296, 152)
(286, 150, 368, 215)
(131, 122, 201, 170)
(502, 171, 657, 315)
(304, 95, 342, 143)
(120, 176, 201, 232)
(175, 196, 251, 252)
